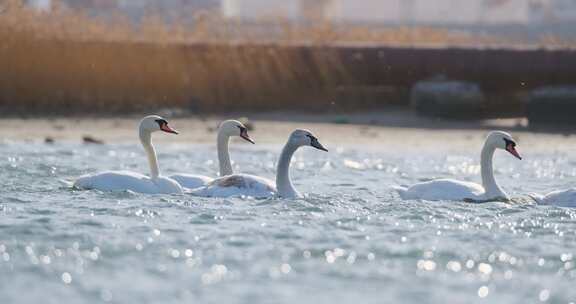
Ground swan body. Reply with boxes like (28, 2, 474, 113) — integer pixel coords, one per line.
(75, 171, 182, 194)
(169, 120, 254, 189)
(74, 115, 183, 194)
(395, 179, 486, 201)
(396, 131, 522, 202)
(530, 188, 576, 207)
(190, 129, 328, 199)
(191, 173, 276, 198)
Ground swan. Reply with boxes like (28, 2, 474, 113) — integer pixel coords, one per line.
(169, 120, 254, 189)
(530, 189, 576, 207)
(190, 129, 328, 199)
(395, 131, 522, 202)
(74, 115, 183, 194)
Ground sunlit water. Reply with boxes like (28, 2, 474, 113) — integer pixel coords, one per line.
(1, 141, 575, 304)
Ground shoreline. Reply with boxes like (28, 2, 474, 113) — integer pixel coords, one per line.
(1, 110, 575, 154)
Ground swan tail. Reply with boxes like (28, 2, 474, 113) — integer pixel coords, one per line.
(528, 192, 544, 204)
(392, 185, 409, 199)
(58, 179, 74, 188)
(71, 175, 93, 190)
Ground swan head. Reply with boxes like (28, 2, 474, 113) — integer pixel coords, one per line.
(289, 129, 328, 152)
(486, 131, 521, 160)
(140, 115, 179, 134)
(219, 120, 255, 144)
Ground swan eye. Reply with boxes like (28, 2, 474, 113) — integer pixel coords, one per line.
(306, 134, 320, 144)
(503, 138, 515, 147)
(155, 119, 168, 128)
(306, 134, 328, 151)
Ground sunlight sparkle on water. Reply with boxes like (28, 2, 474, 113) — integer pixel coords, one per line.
(0, 143, 575, 303)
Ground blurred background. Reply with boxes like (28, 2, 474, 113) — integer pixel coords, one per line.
(1, 0, 576, 127)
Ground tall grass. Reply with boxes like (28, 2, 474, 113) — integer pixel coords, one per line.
(0, 0, 572, 114)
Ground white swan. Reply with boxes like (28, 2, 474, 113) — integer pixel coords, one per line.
(169, 120, 254, 189)
(530, 189, 576, 207)
(395, 131, 522, 202)
(190, 129, 328, 198)
(74, 115, 183, 194)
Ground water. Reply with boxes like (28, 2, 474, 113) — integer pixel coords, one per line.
(1, 141, 575, 304)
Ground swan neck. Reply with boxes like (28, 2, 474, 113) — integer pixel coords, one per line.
(480, 142, 504, 197)
(217, 131, 233, 176)
(140, 129, 159, 179)
(276, 142, 299, 198)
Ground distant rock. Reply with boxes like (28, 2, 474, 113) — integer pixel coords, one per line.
(331, 116, 350, 124)
(410, 79, 485, 118)
(83, 135, 104, 145)
(528, 85, 576, 130)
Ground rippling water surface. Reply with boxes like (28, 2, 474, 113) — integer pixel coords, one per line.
(1, 141, 575, 304)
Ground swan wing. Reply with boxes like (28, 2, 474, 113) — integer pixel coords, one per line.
(169, 173, 214, 190)
(398, 179, 485, 201)
(191, 174, 276, 198)
(153, 176, 184, 194)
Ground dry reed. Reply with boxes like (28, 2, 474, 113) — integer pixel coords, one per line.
(0, 0, 572, 114)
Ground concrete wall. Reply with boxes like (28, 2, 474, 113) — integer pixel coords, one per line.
(222, 0, 539, 25)
(26, 0, 52, 12)
(333, 0, 531, 25)
(222, 0, 300, 19)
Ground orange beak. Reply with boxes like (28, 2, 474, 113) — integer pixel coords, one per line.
(506, 144, 522, 160)
(240, 128, 255, 144)
(160, 124, 179, 134)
